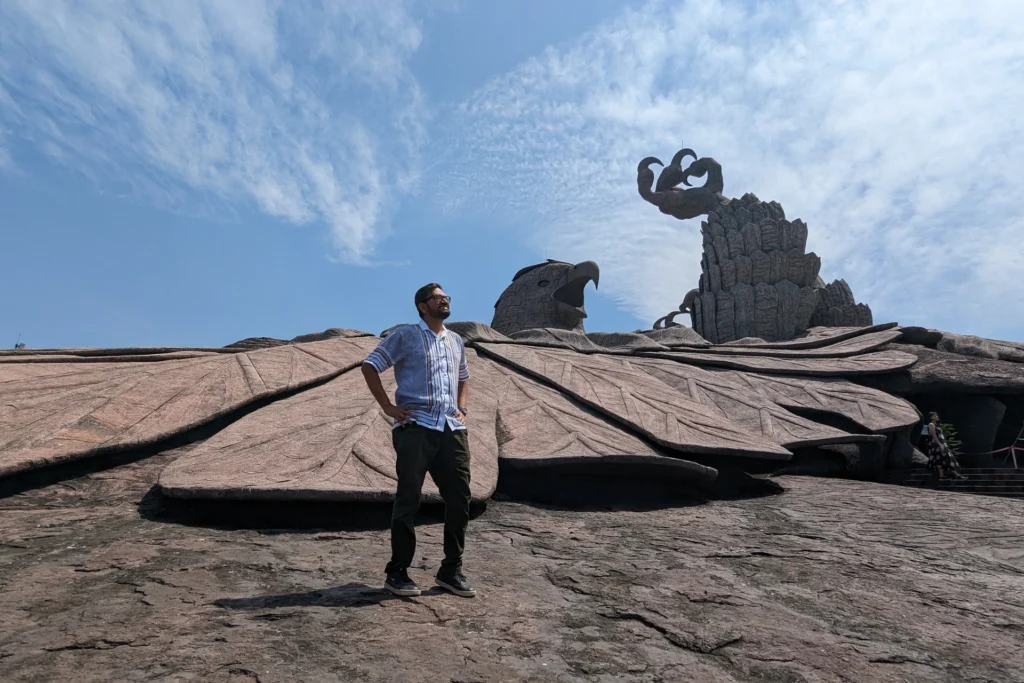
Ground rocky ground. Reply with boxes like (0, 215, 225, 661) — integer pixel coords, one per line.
(1, 450, 1023, 683)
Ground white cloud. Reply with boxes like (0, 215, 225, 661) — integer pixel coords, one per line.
(0, 0, 426, 263)
(435, 0, 1024, 339)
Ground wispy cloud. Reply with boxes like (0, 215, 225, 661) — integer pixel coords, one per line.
(435, 0, 1024, 338)
(0, 0, 427, 263)
(0, 136, 10, 170)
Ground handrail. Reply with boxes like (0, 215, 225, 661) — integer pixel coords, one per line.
(997, 424, 1024, 469)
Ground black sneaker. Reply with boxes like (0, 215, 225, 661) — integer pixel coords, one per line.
(384, 570, 421, 597)
(435, 571, 476, 598)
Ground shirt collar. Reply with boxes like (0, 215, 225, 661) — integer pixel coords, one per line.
(418, 318, 446, 338)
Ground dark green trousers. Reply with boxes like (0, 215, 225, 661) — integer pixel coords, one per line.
(385, 423, 472, 575)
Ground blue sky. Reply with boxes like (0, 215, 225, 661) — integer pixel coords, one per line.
(1, 0, 1022, 349)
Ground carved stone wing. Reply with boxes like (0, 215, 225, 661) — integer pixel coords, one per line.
(0, 337, 380, 479)
(711, 370, 921, 432)
(718, 323, 898, 349)
(0, 345, 239, 361)
(629, 357, 883, 448)
(686, 329, 903, 358)
(636, 349, 917, 376)
(472, 354, 715, 480)
(475, 343, 792, 460)
(159, 349, 500, 503)
(0, 350, 227, 363)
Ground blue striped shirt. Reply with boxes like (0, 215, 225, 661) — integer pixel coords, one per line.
(363, 320, 470, 432)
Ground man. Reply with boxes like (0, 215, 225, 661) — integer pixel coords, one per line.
(361, 283, 476, 598)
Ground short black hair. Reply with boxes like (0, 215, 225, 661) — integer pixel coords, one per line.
(414, 282, 443, 318)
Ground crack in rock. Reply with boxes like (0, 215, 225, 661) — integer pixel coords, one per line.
(43, 638, 141, 653)
(597, 606, 742, 655)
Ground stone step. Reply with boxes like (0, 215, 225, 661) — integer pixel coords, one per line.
(904, 469, 1024, 481)
(903, 482, 1024, 492)
(902, 476, 1024, 484)
(895, 475, 1024, 499)
(904, 475, 1024, 483)
(908, 468, 1024, 474)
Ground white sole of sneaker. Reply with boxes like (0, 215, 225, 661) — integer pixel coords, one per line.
(385, 583, 421, 597)
(435, 578, 476, 598)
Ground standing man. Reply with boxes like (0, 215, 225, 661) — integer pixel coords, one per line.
(361, 283, 476, 598)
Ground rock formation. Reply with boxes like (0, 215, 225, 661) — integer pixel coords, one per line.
(692, 194, 872, 343)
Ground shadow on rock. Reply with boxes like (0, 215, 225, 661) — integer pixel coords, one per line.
(494, 461, 784, 511)
(695, 468, 786, 500)
(0, 446, 165, 501)
(139, 486, 487, 532)
(212, 582, 441, 611)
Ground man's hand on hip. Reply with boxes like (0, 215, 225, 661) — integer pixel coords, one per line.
(383, 404, 412, 424)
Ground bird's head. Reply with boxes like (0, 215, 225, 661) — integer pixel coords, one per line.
(491, 259, 601, 336)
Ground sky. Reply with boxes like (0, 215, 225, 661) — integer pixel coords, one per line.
(1, 0, 1022, 349)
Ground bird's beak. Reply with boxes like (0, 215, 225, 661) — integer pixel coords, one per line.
(552, 260, 600, 318)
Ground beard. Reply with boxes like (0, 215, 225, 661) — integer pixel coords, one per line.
(436, 308, 451, 320)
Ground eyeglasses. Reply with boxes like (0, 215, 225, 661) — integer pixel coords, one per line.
(426, 294, 451, 303)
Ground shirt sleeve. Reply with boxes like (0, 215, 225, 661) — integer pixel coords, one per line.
(363, 327, 406, 373)
(457, 338, 470, 381)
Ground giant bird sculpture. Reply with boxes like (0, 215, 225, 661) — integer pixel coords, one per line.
(2, 249, 967, 512)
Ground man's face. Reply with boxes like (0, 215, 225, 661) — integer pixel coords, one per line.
(421, 288, 451, 320)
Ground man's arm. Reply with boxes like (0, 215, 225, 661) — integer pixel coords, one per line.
(362, 330, 412, 423)
(456, 380, 469, 421)
(456, 339, 470, 421)
(361, 364, 411, 423)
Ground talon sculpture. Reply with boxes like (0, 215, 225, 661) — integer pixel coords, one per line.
(652, 289, 699, 330)
(638, 147, 724, 221)
(655, 147, 697, 193)
(639, 143, 875, 342)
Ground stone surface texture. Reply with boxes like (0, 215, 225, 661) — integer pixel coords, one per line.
(476, 342, 793, 460)
(0, 321, 930, 505)
(896, 327, 1024, 364)
(860, 345, 1024, 395)
(637, 348, 918, 377)
(158, 349, 500, 503)
(692, 194, 873, 343)
(2, 267, 1023, 681)
(1, 455, 1023, 682)
(720, 323, 897, 349)
(713, 371, 921, 433)
(488, 358, 715, 479)
(682, 328, 902, 358)
(0, 338, 379, 478)
(632, 357, 888, 450)
(640, 325, 710, 347)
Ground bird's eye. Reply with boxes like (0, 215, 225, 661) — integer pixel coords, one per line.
(537, 280, 550, 288)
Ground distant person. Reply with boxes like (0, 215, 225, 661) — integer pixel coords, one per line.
(361, 283, 476, 599)
(922, 412, 966, 480)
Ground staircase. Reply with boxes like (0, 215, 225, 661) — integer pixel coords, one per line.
(897, 468, 1024, 499)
